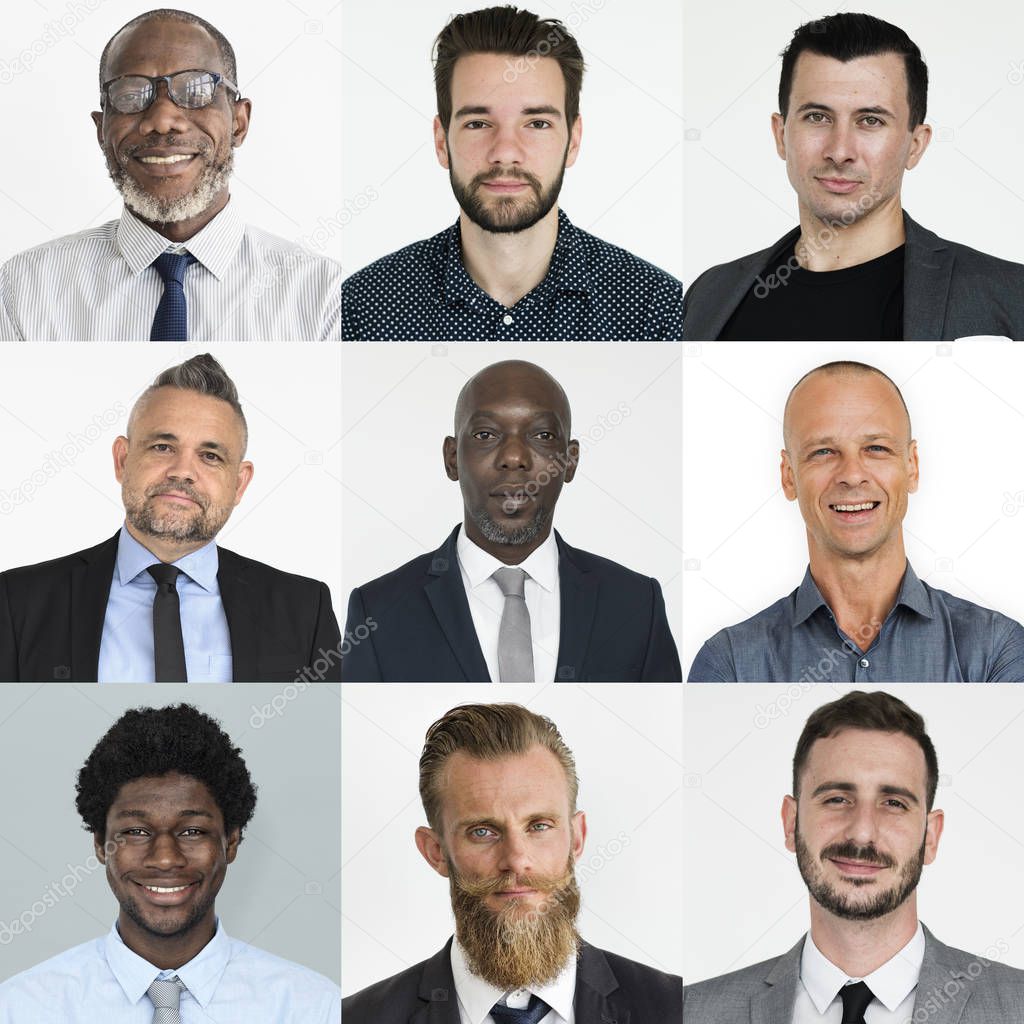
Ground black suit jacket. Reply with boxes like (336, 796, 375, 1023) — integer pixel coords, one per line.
(683, 211, 1024, 340)
(342, 526, 681, 681)
(0, 532, 341, 682)
(343, 938, 682, 1024)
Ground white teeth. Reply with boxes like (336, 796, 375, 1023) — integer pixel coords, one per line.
(833, 502, 876, 512)
(139, 154, 193, 164)
(144, 884, 191, 893)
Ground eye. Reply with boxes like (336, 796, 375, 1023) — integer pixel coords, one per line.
(473, 430, 496, 441)
(464, 120, 488, 129)
(151, 444, 172, 452)
(811, 448, 834, 458)
(527, 119, 552, 129)
(823, 796, 849, 805)
(861, 116, 884, 127)
(469, 826, 496, 840)
(534, 431, 555, 441)
(180, 827, 206, 836)
(884, 799, 908, 810)
(865, 445, 891, 453)
(528, 821, 553, 832)
(804, 111, 829, 124)
(200, 451, 223, 462)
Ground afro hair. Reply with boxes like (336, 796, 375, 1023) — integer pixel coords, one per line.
(75, 704, 257, 840)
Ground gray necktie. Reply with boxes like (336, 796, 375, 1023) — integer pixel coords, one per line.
(147, 975, 185, 1023)
(492, 566, 535, 682)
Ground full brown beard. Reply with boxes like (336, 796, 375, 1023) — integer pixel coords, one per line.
(449, 854, 581, 990)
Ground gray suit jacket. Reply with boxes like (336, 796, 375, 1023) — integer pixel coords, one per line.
(683, 925, 1024, 1024)
(683, 212, 1024, 340)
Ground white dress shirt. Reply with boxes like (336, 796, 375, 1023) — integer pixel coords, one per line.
(0, 201, 341, 340)
(456, 528, 560, 683)
(793, 922, 925, 1022)
(0, 919, 340, 1023)
(450, 938, 575, 1024)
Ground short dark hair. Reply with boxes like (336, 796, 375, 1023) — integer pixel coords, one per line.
(99, 9, 238, 96)
(433, 6, 585, 130)
(778, 13, 928, 129)
(128, 352, 248, 456)
(75, 704, 258, 840)
(793, 691, 939, 810)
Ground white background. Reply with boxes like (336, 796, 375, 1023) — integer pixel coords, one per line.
(340, 0, 683, 281)
(684, 684, 1024, 981)
(683, 0, 1024, 284)
(0, 343, 342, 608)
(681, 342, 1024, 676)
(341, 341, 682, 638)
(0, 683, 341, 983)
(0, 0, 342, 262)
(342, 682, 683, 995)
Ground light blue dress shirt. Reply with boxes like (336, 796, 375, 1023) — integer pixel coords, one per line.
(0, 919, 340, 1023)
(98, 525, 233, 683)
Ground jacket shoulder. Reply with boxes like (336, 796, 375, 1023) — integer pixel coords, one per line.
(350, 549, 442, 604)
(0, 537, 114, 585)
(683, 953, 784, 1006)
(595, 945, 682, 996)
(217, 547, 328, 592)
(342, 957, 430, 1022)
(559, 541, 656, 589)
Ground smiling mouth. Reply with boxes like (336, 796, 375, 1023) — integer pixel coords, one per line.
(137, 154, 196, 164)
(830, 502, 880, 512)
(142, 883, 194, 893)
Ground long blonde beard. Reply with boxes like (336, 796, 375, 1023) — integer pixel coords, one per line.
(449, 855, 581, 990)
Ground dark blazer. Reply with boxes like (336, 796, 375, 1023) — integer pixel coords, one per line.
(0, 532, 341, 682)
(682, 924, 1024, 1024)
(343, 938, 682, 1024)
(683, 211, 1024, 340)
(342, 526, 681, 682)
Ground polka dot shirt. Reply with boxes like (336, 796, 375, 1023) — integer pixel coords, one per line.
(342, 209, 682, 340)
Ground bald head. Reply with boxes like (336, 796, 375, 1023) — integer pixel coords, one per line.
(784, 362, 911, 452)
(454, 360, 571, 436)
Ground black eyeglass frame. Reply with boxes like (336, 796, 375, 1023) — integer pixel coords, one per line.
(100, 68, 241, 113)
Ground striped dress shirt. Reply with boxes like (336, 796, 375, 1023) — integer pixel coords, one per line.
(0, 201, 341, 341)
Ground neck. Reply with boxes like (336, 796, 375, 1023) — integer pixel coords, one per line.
(458, 206, 560, 308)
(795, 195, 905, 271)
(138, 190, 229, 243)
(462, 518, 554, 564)
(124, 520, 213, 564)
(808, 898, 919, 978)
(117, 909, 216, 971)
(807, 535, 907, 652)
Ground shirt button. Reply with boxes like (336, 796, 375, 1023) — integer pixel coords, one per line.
(858, 658, 870, 669)
(502, 314, 513, 325)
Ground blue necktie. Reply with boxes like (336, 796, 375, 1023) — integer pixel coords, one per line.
(490, 995, 551, 1024)
(150, 251, 197, 341)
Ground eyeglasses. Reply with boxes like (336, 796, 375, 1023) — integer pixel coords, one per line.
(101, 69, 239, 114)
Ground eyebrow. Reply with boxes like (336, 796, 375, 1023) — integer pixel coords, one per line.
(114, 808, 216, 820)
(810, 781, 920, 806)
(453, 104, 563, 119)
(454, 810, 563, 830)
(142, 432, 228, 453)
(801, 433, 899, 451)
(795, 102, 896, 119)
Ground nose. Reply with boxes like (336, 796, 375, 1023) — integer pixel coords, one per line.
(495, 432, 531, 471)
(835, 450, 869, 488)
(822, 120, 857, 167)
(495, 831, 533, 879)
(845, 802, 881, 849)
(136, 80, 191, 137)
(144, 831, 188, 870)
(486, 122, 526, 167)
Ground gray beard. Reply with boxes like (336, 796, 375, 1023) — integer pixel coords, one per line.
(108, 148, 234, 224)
(470, 503, 550, 545)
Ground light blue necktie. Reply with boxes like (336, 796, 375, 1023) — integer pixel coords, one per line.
(147, 975, 185, 1023)
(150, 251, 197, 341)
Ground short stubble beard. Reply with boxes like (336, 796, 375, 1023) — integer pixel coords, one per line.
(470, 503, 551, 546)
(123, 480, 226, 544)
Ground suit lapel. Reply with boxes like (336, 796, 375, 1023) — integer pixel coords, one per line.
(555, 534, 598, 682)
(574, 943, 630, 1024)
(424, 527, 490, 682)
(911, 926, 971, 1024)
(217, 547, 256, 682)
(751, 938, 803, 1024)
(411, 940, 462, 1024)
(71, 533, 119, 682)
(903, 213, 954, 340)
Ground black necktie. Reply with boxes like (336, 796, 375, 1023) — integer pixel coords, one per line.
(840, 981, 875, 1024)
(489, 994, 551, 1024)
(148, 564, 187, 682)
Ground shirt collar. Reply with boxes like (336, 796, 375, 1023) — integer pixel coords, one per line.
(441, 209, 590, 308)
(103, 917, 232, 1009)
(115, 200, 244, 281)
(116, 523, 220, 592)
(450, 937, 576, 1024)
(800, 922, 925, 1014)
(456, 524, 559, 594)
(792, 561, 933, 627)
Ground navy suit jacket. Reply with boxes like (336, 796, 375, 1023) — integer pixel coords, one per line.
(0, 532, 341, 682)
(343, 938, 683, 1024)
(342, 526, 681, 681)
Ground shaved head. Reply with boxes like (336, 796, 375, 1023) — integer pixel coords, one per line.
(784, 362, 911, 452)
(454, 360, 571, 436)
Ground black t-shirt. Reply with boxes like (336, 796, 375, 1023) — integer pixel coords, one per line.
(719, 243, 905, 340)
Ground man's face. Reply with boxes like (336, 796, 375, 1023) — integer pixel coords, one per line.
(444, 365, 578, 550)
(416, 746, 586, 989)
(97, 772, 239, 939)
(771, 51, 931, 228)
(114, 388, 254, 546)
(781, 371, 918, 562)
(434, 53, 582, 233)
(783, 728, 942, 921)
(91, 19, 250, 224)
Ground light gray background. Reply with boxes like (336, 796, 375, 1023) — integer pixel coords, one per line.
(0, 683, 341, 983)
(0, 342, 342, 611)
(341, 341, 682, 640)
(341, 0, 683, 281)
(684, 684, 1024, 981)
(342, 682, 683, 996)
(1, 0, 342, 262)
(684, 0, 1024, 284)
(681, 341, 1024, 676)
